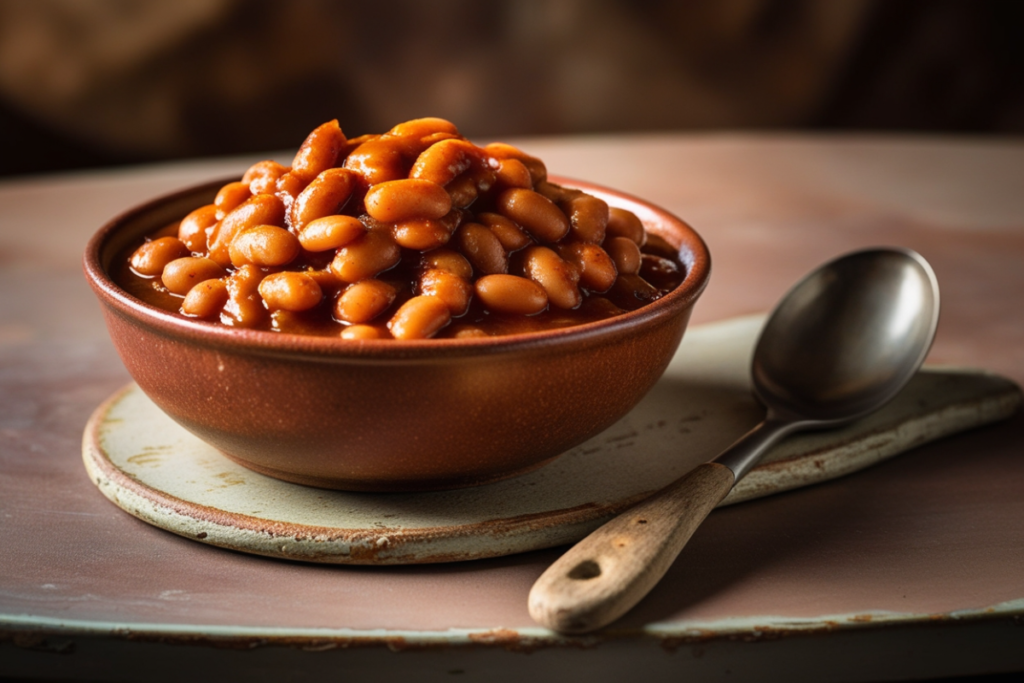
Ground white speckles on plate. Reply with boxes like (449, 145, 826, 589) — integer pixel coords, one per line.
(82, 315, 1021, 565)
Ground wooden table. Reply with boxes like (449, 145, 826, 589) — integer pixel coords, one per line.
(2, 135, 1023, 682)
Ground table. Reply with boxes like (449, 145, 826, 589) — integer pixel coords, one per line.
(2, 135, 1023, 682)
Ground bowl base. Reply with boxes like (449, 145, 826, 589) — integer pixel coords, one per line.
(80, 315, 1021, 565)
(218, 450, 560, 493)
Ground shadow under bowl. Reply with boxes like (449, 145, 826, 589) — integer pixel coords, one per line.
(83, 177, 710, 492)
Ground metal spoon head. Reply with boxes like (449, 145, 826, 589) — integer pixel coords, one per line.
(752, 248, 940, 423)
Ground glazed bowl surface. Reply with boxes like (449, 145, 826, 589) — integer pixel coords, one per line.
(83, 177, 710, 491)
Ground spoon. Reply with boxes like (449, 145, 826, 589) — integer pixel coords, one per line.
(528, 247, 940, 634)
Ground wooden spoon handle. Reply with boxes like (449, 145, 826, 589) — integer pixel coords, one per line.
(528, 462, 735, 634)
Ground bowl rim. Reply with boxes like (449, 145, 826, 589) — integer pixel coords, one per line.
(83, 175, 711, 361)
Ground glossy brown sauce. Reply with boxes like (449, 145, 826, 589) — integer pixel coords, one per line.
(113, 117, 686, 340)
(116, 228, 684, 339)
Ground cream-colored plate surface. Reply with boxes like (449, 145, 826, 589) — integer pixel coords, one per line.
(82, 315, 1021, 564)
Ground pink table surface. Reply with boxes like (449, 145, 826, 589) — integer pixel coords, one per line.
(1, 134, 1023, 682)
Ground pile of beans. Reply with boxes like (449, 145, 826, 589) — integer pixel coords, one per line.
(118, 117, 685, 340)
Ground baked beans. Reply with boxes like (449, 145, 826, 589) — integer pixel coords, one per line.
(242, 160, 287, 195)
(605, 236, 642, 276)
(214, 181, 251, 220)
(330, 230, 402, 284)
(290, 168, 357, 231)
(521, 246, 582, 310)
(116, 117, 686, 340)
(335, 279, 398, 324)
(229, 225, 300, 268)
(388, 295, 451, 340)
(298, 215, 365, 252)
(419, 268, 473, 316)
(456, 222, 507, 275)
(207, 194, 286, 267)
(182, 278, 229, 319)
(178, 205, 218, 253)
(130, 237, 190, 276)
(258, 271, 323, 312)
(292, 119, 346, 181)
(365, 179, 452, 223)
(161, 257, 225, 295)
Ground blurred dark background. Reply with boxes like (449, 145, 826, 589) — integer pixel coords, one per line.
(0, 0, 1021, 177)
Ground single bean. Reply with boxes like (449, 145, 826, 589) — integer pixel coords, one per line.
(161, 257, 226, 295)
(364, 178, 452, 223)
(393, 217, 453, 251)
(478, 212, 532, 252)
(484, 143, 547, 184)
(419, 268, 472, 316)
(221, 264, 266, 327)
(421, 248, 472, 279)
(558, 242, 618, 293)
(178, 204, 218, 253)
(258, 271, 323, 312)
(606, 206, 646, 246)
(229, 225, 301, 268)
(522, 246, 581, 309)
(341, 324, 386, 340)
(481, 142, 521, 158)
(181, 278, 229, 319)
(495, 158, 533, 189)
(290, 168, 357, 231)
(298, 215, 366, 252)
(474, 274, 548, 315)
(343, 137, 408, 185)
(385, 117, 460, 140)
(410, 138, 479, 186)
(334, 279, 397, 324)
(208, 194, 286, 267)
(214, 181, 252, 220)
(242, 160, 288, 195)
(388, 295, 452, 340)
(450, 325, 488, 339)
(292, 119, 346, 181)
(330, 230, 401, 283)
(564, 194, 609, 244)
(456, 222, 507, 275)
(496, 188, 569, 243)
(130, 237, 191, 276)
(605, 236, 641, 275)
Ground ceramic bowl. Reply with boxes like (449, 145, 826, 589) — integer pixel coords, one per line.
(83, 177, 710, 492)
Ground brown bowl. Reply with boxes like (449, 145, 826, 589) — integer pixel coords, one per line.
(83, 177, 710, 492)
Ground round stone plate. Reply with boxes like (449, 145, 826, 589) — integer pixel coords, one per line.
(83, 315, 1021, 564)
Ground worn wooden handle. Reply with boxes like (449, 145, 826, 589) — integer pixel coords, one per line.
(528, 462, 736, 633)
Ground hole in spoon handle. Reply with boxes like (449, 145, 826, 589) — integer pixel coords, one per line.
(568, 560, 602, 580)
(528, 463, 735, 634)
